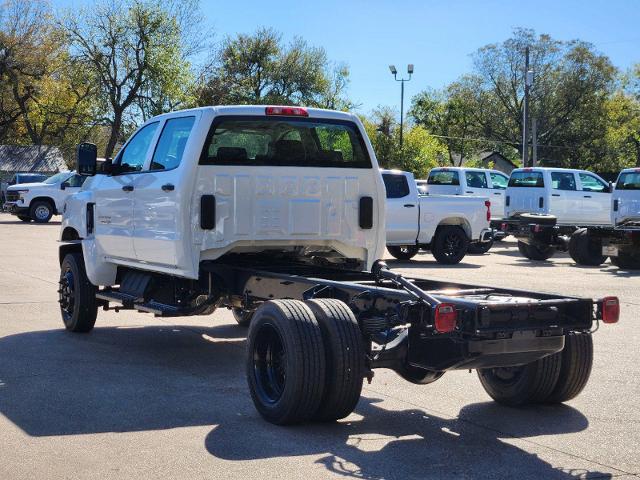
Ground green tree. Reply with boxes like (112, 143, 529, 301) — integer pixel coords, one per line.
(62, 0, 199, 158)
(197, 27, 352, 109)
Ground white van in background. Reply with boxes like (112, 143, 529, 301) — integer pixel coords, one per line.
(425, 167, 509, 219)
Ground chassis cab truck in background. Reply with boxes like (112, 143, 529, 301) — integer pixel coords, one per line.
(499, 167, 612, 260)
(59, 106, 618, 425)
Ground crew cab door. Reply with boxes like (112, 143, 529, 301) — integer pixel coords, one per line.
(463, 170, 490, 197)
(550, 171, 582, 224)
(93, 121, 159, 261)
(132, 115, 196, 266)
(58, 174, 86, 212)
(488, 171, 508, 218)
(577, 172, 612, 225)
(382, 172, 419, 244)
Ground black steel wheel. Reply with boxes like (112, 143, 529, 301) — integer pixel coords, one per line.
(477, 354, 561, 406)
(568, 228, 606, 266)
(59, 252, 97, 333)
(232, 307, 254, 327)
(247, 300, 325, 425)
(387, 245, 419, 261)
(305, 299, 365, 422)
(431, 225, 469, 264)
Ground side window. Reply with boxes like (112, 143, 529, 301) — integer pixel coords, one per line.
(150, 116, 195, 171)
(465, 171, 488, 188)
(551, 172, 577, 191)
(65, 175, 86, 188)
(579, 173, 608, 193)
(115, 122, 159, 173)
(490, 172, 508, 189)
(427, 170, 460, 185)
(382, 174, 410, 199)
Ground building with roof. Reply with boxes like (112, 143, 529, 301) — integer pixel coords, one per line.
(0, 145, 65, 182)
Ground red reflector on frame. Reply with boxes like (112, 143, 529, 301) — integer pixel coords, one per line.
(434, 303, 457, 333)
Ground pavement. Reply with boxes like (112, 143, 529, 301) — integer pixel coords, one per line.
(0, 213, 638, 480)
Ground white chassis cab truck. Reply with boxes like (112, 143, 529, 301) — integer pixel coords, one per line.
(59, 106, 618, 425)
(569, 168, 640, 269)
(382, 169, 493, 262)
(499, 167, 612, 260)
(4, 171, 87, 222)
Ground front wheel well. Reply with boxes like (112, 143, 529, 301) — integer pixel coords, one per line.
(61, 227, 81, 241)
(59, 242, 82, 266)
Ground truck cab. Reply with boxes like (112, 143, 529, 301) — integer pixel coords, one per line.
(425, 167, 509, 219)
(62, 106, 386, 285)
(5, 171, 86, 222)
(505, 167, 612, 226)
(612, 168, 640, 226)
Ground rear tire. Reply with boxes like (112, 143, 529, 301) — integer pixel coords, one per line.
(59, 252, 98, 333)
(305, 299, 365, 421)
(568, 228, 606, 266)
(610, 252, 640, 270)
(517, 241, 531, 258)
(17, 215, 31, 222)
(30, 199, 54, 223)
(467, 240, 493, 254)
(431, 226, 469, 264)
(477, 354, 561, 406)
(232, 308, 253, 327)
(546, 332, 593, 403)
(246, 300, 325, 425)
(387, 245, 419, 261)
(527, 244, 555, 261)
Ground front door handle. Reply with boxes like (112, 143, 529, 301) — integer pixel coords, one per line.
(493, 192, 502, 195)
(465, 191, 474, 194)
(161, 184, 175, 192)
(583, 195, 592, 198)
(552, 193, 560, 197)
(122, 185, 134, 192)
(403, 204, 415, 208)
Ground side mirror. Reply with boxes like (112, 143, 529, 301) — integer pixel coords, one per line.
(607, 181, 614, 193)
(76, 143, 97, 176)
(100, 157, 114, 175)
(60, 181, 69, 190)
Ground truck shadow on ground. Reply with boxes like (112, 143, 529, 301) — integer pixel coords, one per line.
(0, 220, 61, 226)
(0, 325, 610, 480)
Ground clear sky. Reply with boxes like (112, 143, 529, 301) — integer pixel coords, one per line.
(53, 0, 640, 115)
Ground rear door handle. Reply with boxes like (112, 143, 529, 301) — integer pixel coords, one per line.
(465, 191, 474, 194)
(552, 194, 560, 197)
(161, 184, 175, 192)
(493, 192, 502, 195)
(583, 195, 592, 198)
(122, 185, 134, 192)
(403, 204, 415, 208)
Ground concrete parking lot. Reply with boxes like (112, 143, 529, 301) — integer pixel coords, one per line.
(0, 214, 638, 480)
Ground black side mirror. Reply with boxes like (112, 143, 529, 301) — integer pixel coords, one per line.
(76, 143, 97, 176)
(60, 181, 69, 190)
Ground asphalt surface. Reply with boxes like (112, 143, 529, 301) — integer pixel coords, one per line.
(0, 214, 638, 480)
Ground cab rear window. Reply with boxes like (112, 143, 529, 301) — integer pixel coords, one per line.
(199, 116, 371, 168)
(427, 170, 459, 185)
(616, 172, 640, 190)
(508, 171, 544, 188)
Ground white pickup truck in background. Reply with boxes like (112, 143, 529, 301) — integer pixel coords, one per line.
(4, 171, 87, 222)
(382, 169, 493, 263)
(425, 167, 509, 219)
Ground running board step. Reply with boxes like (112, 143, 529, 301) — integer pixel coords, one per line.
(96, 290, 183, 317)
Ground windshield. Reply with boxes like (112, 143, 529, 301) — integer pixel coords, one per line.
(43, 172, 73, 185)
(616, 172, 640, 190)
(427, 170, 459, 185)
(508, 171, 544, 188)
(15, 174, 47, 184)
(200, 116, 371, 168)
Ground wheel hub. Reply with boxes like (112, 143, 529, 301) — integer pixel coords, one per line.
(35, 205, 50, 220)
(253, 323, 286, 404)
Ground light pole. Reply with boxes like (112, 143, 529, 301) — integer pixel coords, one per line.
(522, 47, 534, 167)
(389, 64, 413, 149)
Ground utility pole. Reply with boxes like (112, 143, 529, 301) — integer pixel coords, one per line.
(532, 117, 538, 166)
(389, 64, 413, 150)
(522, 47, 531, 167)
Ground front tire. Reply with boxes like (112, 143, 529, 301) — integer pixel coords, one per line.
(246, 300, 325, 425)
(477, 354, 561, 406)
(305, 299, 365, 421)
(59, 252, 98, 333)
(387, 245, 419, 261)
(569, 228, 606, 266)
(30, 200, 53, 223)
(431, 226, 469, 264)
